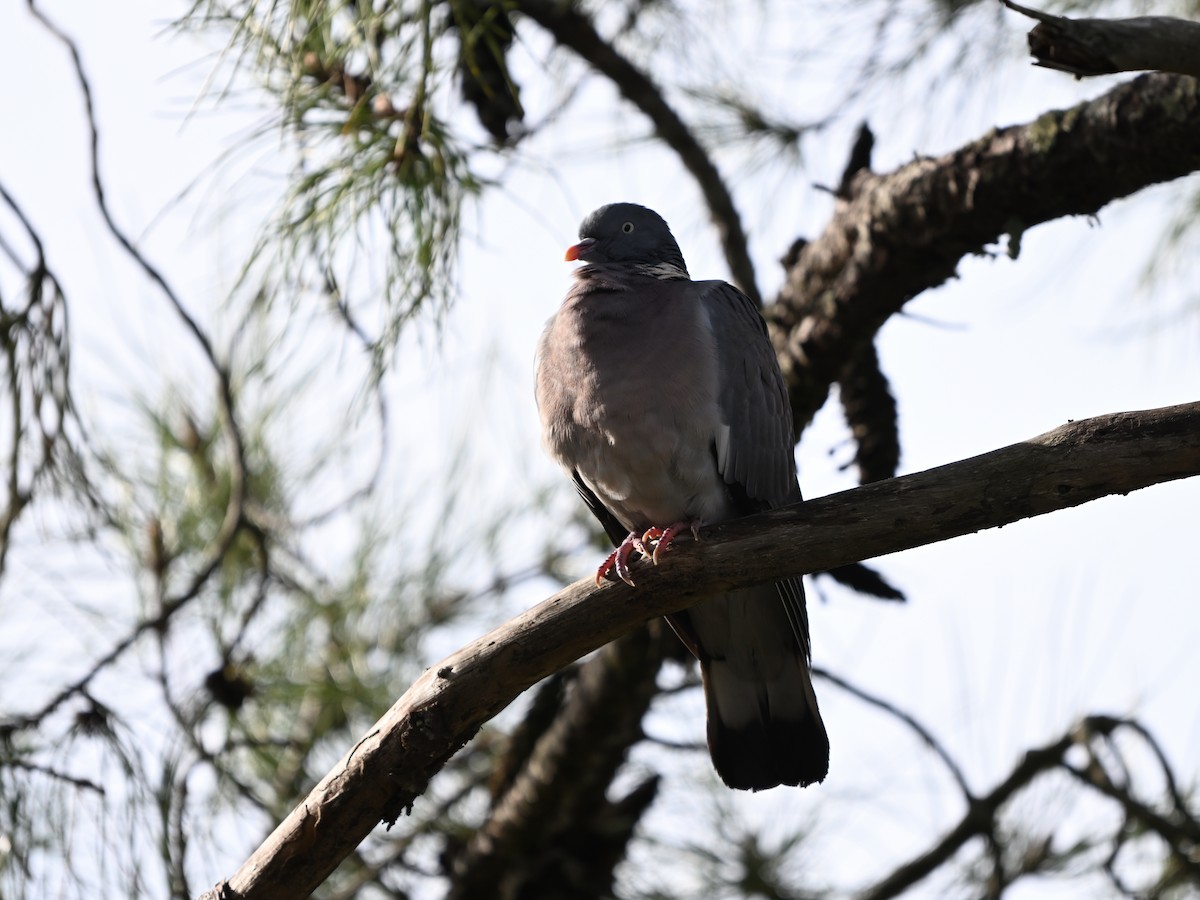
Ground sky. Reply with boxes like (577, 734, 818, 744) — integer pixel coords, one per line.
(2, 0, 1199, 897)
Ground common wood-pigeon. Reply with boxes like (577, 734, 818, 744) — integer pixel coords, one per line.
(534, 202, 829, 791)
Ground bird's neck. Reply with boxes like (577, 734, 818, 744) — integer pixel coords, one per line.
(574, 261, 690, 286)
(632, 261, 689, 280)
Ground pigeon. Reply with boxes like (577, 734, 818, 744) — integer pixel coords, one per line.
(534, 202, 829, 790)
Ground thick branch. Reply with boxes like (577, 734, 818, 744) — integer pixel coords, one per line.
(446, 628, 668, 900)
(200, 401, 1200, 900)
(1004, 1, 1200, 78)
(769, 73, 1200, 428)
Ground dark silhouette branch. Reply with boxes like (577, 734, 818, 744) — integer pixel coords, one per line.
(858, 717, 1106, 900)
(836, 339, 900, 484)
(0, 758, 105, 795)
(12, 0, 250, 732)
(519, 0, 761, 303)
(816, 667, 970, 801)
(200, 400, 1200, 900)
(859, 715, 1200, 899)
(1003, 1, 1200, 78)
(0, 182, 69, 577)
(769, 72, 1200, 429)
(446, 627, 669, 900)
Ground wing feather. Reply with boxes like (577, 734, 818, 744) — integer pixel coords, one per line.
(696, 281, 811, 661)
(697, 281, 800, 511)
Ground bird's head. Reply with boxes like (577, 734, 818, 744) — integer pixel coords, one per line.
(565, 203, 689, 277)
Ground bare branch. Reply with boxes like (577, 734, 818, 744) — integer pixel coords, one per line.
(15, 0, 251, 729)
(446, 628, 668, 900)
(857, 722, 1085, 900)
(1003, 1, 1200, 78)
(0, 181, 70, 576)
(519, 0, 760, 303)
(200, 401, 1200, 900)
(0, 758, 105, 795)
(859, 715, 1200, 899)
(816, 667, 971, 801)
(770, 73, 1200, 429)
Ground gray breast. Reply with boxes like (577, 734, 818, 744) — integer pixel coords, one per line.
(536, 284, 733, 531)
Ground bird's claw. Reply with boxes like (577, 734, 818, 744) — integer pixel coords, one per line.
(596, 522, 702, 584)
(642, 520, 702, 565)
(596, 531, 653, 586)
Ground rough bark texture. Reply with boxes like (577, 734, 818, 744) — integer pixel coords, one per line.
(768, 72, 1200, 430)
(445, 627, 668, 900)
(199, 400, 1200, 900)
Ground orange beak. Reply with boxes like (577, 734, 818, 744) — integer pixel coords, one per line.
(564, 238, 596, 262)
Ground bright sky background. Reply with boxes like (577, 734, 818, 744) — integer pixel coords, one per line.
(2, 1, 1199, 897)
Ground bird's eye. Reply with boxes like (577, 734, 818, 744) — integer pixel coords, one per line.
(622, 222, 635, 234)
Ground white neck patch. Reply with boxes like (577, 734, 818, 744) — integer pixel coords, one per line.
(634, 262, 690, 281)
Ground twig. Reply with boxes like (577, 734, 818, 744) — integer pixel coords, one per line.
(519, 0, 761, 303)
(19, 0, 251, 728)
(1, 758, 106, 795)
(816, 667, 971, 801)
(0, 182, 65, 576)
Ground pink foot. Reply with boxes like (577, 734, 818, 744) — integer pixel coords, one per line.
(642, 520, 703, 565)
(596, 531, 653, 586)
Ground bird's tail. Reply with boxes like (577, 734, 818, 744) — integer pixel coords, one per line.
(701, 651, 828, 791)
(667, 578, 829, 791)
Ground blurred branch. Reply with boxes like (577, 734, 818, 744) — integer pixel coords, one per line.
(0, 758, 105, 795)
(10, 0, 249, 730)
(1002, 1, 1200, 78)
(0, 181, 70, 576)
(859, 720, 1094, 899)
(202, 400, 1200, 899)
(837, 340, 900, 484)
(835, 122, 875, 199)
(519, 0, 761, 303)
(815, 562, 905, 602)
(769, 72, 1200, 429)
(817, 667, 969, 799)
(860, 715, 1200, 899)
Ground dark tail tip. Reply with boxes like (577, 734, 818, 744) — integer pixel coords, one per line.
(709, 710, 829, 791)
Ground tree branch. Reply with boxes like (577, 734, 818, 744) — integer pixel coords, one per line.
(859, 715, 1200, 899)
(13, 0, 251, 731)
(1003, 1, 1200, 78)
(445, 628, 668, 900)
(769, 73, 1200, 429)
(200, 401, 1200, 900)
(519, 0, 760, 303)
